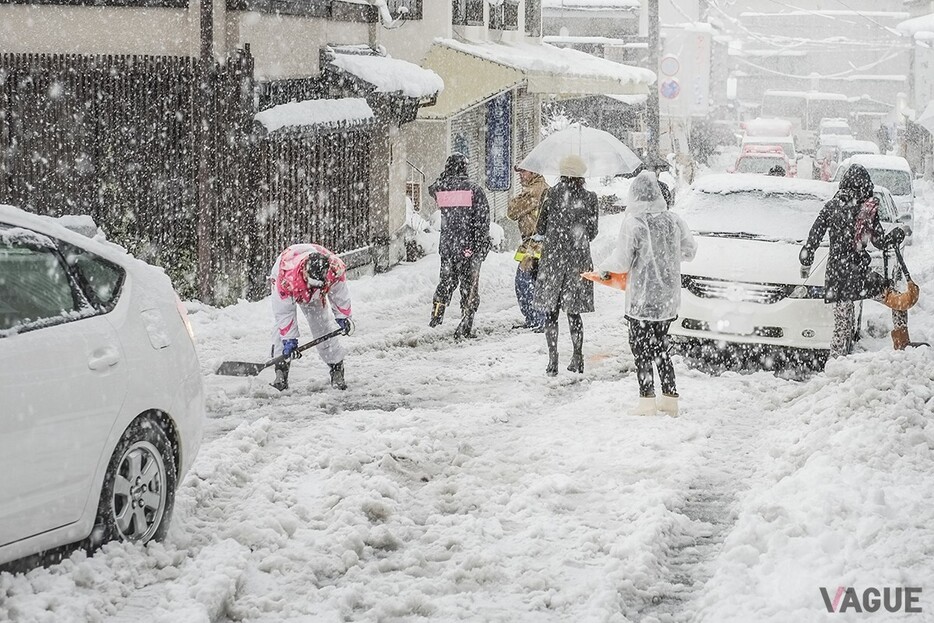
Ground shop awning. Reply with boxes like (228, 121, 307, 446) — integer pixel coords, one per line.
(419, 38, 655, 120)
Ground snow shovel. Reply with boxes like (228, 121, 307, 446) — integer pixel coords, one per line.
(215, 328, 344, 377)
(581, 271, 628, 291)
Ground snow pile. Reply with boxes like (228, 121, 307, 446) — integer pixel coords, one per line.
(694, 348, 934, 622)
(255, 99, 373, 132)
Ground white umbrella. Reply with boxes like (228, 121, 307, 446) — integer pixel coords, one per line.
(917, 101, 934, 134)
(517, 123, 642, 177)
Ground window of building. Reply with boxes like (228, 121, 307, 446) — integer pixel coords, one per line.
(386, 0, 422, 20)
(453, 0, 484, 26)
(524, 0, 541, 36)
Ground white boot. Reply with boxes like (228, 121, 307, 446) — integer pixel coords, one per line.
(629, 396, 657, 416)
(657, 394, 679, 417)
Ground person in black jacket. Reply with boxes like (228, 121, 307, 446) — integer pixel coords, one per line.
(427, 153, 491, 339)
(799, 164, 910, 356)
(534, 154, 599, 375)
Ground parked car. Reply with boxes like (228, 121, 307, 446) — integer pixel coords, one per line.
(828, 139, 880, 178)
(0, 205, 204, 567)
(670, 175, 905, 359)
(817, 118, 853, 147)
(741, 134, 797, 162)
(729, 144, 795, 176)
(832, 154, 915, 234)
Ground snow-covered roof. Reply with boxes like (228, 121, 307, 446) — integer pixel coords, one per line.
(543, 36, 646, 47)
(255, 98, 374, 132)
(764, 90, 849, 101)
(329, 53, 444, 99)
(607, 93, 648, 105)
(692, 174, 835, 198)
(741, 10, 909, 19)
(420, 38, 654, 119)
(896, 12, 934, 36)
(842, 154, 912, 173)
(436, 38, 656, 88)
(742, 117, 793, 137)
(542, 0, 638, 9)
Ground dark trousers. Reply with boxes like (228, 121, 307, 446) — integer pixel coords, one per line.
(434, 254, 482, 317)
(628, 318, 676, 398)
(515, 264, 543, 327)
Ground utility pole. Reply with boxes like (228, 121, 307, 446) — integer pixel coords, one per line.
(646, 0, 660, 168)
(196, 0, 215, 301)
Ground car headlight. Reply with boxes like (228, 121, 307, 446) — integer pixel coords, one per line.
(787, 285, 825, 299)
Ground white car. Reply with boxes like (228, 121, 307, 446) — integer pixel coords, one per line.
(832, 155, 915, 235)
(671, 175, 904, 358)
(0, 205, 204, 567)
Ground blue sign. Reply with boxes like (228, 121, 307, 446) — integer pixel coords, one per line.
(660, 79, 681, 100)
(486, 91, 512, 191)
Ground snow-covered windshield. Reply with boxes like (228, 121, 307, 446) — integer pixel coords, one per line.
(867, 169, 912, 195)
(677, 188, 829, 242)
(736, 157, 784, 175)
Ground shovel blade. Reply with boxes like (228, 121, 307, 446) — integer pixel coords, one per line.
(215, 360, 268, 377)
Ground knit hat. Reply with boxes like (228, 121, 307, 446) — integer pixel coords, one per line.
(559, 154, 588, 178)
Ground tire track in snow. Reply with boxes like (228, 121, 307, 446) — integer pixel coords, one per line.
(635, 374, 795, 623)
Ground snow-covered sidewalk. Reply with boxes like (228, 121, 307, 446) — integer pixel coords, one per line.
(2, 186, 933, 623)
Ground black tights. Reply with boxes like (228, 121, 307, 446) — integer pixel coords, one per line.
(545, 310, 583, 357)
(628, 318, 676, 397)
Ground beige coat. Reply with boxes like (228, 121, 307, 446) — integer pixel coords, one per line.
(508, 174, 548, 239)
(508, 174, 548, 270)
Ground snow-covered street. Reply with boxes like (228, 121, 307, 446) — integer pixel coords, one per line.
(2, 183, 934, 623)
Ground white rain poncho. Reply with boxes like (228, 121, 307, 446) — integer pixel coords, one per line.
(601, 171, 697, 321)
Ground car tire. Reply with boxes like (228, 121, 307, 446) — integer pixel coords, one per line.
(90, 416, 177, 549)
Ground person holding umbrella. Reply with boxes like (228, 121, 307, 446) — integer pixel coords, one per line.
(534, 154, 599, 376)
(600, 171, 696, 416)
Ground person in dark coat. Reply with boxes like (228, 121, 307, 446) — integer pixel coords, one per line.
(427, 153, 491, 339)
(534, 154, 599, 376)
(799, 163, 910, 357)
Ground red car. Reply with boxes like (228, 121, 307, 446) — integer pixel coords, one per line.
(729, 145, 796, 177)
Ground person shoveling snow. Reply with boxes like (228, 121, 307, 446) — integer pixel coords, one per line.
(266, 243, 354, 391)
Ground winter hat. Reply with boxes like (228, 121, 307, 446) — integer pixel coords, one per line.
(559, 154, 588, 178)
(443, 153, 469, 178)
(838, 163, 874, 204)
(303, 253, 329, 288)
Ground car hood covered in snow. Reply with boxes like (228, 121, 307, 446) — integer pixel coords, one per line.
(684, 236, 828, 286)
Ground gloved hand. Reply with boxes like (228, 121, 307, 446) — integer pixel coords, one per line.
(337, 317, 354, 336)
(531, 234, 545, 243)
(282, 338, 301, 359)
(463, 248, 474, 258)
(799, 265, 810, 279)
(887, 227, 906, 248)
(600, 271, 611, 281)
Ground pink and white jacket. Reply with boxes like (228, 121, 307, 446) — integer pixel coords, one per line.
(270, 244, 352, 340)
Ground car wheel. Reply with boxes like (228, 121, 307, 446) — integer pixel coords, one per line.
(91, 417, 177, 548)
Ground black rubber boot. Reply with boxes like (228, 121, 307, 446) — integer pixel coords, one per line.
(329, 361, 347, 390)
(454, 314, 475, 340)
(545, 317, 559, 376)
(567, 314, 584, 374)
(271, 361, 290, 391)
(429, 300, 446, 327)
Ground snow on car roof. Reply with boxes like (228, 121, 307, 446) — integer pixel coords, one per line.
(840, 154, 912, 172)
(837, 139, 879, 153)
(0, 204, 137, 265)
(742, 135, 794, 143)
(692, 174, 835, 198)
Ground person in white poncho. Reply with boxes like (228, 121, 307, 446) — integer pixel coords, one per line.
(601, 171, 697, 416)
